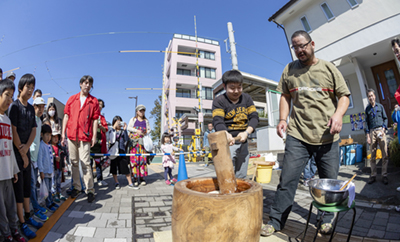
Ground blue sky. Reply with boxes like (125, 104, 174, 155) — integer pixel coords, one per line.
(0, 0, 292, 130)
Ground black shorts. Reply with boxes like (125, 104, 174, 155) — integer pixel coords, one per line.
(110, 156, 130, 175)
(13, 163, 31, 203)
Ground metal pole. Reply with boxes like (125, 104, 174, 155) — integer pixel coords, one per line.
(227, 22, 239, 70)
(194, 16, 204, 138)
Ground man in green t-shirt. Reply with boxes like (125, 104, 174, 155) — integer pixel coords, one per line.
(261, 30, 350, 237)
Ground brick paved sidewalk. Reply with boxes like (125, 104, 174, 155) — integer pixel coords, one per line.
(43, 162, 400, 242)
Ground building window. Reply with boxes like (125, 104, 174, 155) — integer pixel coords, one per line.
(300, 16, 312, 32)
(204, 109, 212, 114)
(347, 0, 358, 8)
(176, 88, 191, 98)
(320, 3, 335, 21)
(176, 110, 191, 119)
(199, 50, 215, 60)
(199, 67, 216, 79)
(198, 87, 213, 100)
(177, 69, 192, 76)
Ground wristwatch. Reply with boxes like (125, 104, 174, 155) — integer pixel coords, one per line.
(245, 130, 250, 136)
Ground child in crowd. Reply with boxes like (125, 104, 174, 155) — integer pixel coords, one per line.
(9, 74, 42, 239)
(161, 133, 182, 185)
(0, 79, 26, 242)
(51, 131, 66, 202)
(29, 97, 49, 222)
(108, 116, 133, 189)
(37, 124, 59, 212)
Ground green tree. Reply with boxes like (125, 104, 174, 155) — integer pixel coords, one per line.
(150, 95, 162, 141)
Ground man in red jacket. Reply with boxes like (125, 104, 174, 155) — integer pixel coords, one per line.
(61, 75, 100, 203)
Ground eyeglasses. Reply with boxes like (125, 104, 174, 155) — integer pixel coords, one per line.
(291, 40, 312, 51)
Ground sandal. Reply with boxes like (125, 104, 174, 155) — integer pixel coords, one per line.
(260, 224, 275, 237)
(320, 223, 333, 235)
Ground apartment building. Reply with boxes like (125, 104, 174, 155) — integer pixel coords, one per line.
(161, 34, 222, 144)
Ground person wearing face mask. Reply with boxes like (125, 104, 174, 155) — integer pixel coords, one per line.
(43, 103, 62, 134)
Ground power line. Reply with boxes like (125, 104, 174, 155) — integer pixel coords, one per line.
(44, 61, 70, 94)
(235, 43, 286, 66)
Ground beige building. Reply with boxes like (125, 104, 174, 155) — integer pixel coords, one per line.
(269, 0, 400, 142)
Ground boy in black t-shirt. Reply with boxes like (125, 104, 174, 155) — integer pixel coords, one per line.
(212, 70, 259, 178)
(9, 74, 42, 239)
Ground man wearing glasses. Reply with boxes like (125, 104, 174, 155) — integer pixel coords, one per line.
(261, 30, 350, 237)
(365, 89, 388, 185)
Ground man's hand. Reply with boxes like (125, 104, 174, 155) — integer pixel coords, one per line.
(40, 172, 44, 180)
(327, 113, 343, 135)
(13, 174, 18, 183)
(19, 144, 29, 156)
(91, 134, 97, 147)
(277, 120, 287, 138)
(367, 135, 371, 144)
(226, 132, 235, 146)
(237, 131, 248, 143)
(21, 154, 29, 168)
(61, 134, 66, 146)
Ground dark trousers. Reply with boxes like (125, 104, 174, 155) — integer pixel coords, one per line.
(268, 135, 340, 231)
(90, 158, 103, 182)
(164, 167, 173, 181)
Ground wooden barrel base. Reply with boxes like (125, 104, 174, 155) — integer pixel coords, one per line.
(172, 177, 263, 242)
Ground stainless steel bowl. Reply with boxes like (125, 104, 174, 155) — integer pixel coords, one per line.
(308, 179, 349, 206)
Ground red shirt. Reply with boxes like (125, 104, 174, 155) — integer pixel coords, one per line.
(395, 85, 400, 105)
(99, 114, 108, 153)
(64, 93, 100, 142)
(52, 144, 60, 169)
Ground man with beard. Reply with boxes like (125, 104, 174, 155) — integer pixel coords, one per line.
(261, 30, 350, 236)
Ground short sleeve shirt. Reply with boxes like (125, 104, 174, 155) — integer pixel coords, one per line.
(8, 99, 37, 144)
(277, 59, 350, 145)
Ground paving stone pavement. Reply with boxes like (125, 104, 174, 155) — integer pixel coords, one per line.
(44, 162, 400, 242)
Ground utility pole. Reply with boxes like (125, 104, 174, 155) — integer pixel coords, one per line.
(128, 96, 138, 108)
(194, 15, 203, 150)
(227, 22, 239, 70)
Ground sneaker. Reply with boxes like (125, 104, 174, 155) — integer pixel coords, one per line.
(303, 179, 311, 187)
(54, 194, 61, 203)
(51, 203, 60, 209)
(115, 183, 121, 190)
(133, 182, 139, 190)
(59, 194, 66, 201)
(37, 206, 48, 214)
(128, 184, 135, 189)
(383, 176, 388, 185)
(260, 224, 275, 237)
(395, 205, 400, 212)
(320, 223, 333, 235)
(34, 210, 49, 222)
(20, 223, 36, 239)
(171, 178, 177, 183)
(98, 180, 108, 186)
(88, 193, 95, 203)
(165, 180, 171, 185)
(66, 188, 72, 195)
(4, 235, 15, 242)
(47, 205, 57, 212)
(12, 229, 26, 242)
(70, 189, 80, 198)
(25, 217, 43, 229)
(140, 179, 146, 186)
(134, 181, 139, 186)
(368, 176, 376, 184)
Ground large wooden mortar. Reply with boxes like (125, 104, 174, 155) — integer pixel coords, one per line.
(172, 177, 263, 242)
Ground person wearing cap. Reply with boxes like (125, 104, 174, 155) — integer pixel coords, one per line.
(30, 97, 49, 222)
(127, 104, 151, 189)
(61, 75, 100, 203)
(51, 130, 66, 202)
(6, 72, 16, 82)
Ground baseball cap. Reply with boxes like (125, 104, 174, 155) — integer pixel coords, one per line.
(6, 72, 15, 78)
(33, 97, 45, 105)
